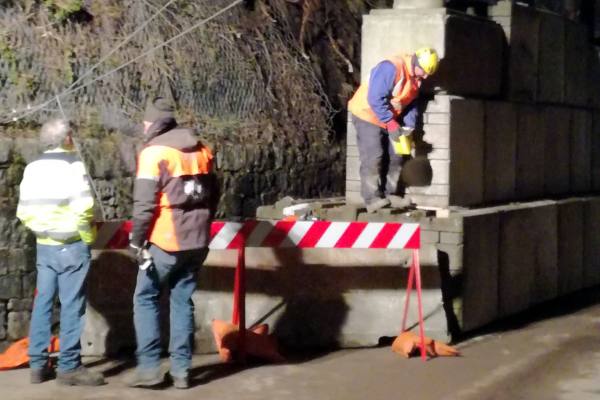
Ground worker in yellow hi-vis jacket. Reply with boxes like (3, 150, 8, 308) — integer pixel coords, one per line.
(16, 118, 105, 386)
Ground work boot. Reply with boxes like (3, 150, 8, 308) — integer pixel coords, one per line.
(56, 366, 105, 386)
(125, 368, 164, 388)
(366, 198, 390, 213)
(169, 372, 189, 389)
(30, 365, 55, 384)
(387, 195, 412, 209)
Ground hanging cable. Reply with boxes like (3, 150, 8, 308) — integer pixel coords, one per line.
(2, 0, 243, 124)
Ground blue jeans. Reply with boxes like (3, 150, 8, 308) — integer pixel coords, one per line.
(29, 241, 90, 372)
(133, 244, 208, 378)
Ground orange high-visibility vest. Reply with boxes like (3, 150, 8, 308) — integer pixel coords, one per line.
(136, 137, 214, 252)
(348, 54, 421, 128)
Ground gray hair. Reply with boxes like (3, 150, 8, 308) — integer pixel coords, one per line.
(40, 118, 71, 149)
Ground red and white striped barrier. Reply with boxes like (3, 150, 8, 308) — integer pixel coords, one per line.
(95, 219, 426, 360)
(95, 220, 421, 250)
(209, 221, 420, 250)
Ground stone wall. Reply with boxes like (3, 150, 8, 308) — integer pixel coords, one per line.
(0, 125, 344, 350)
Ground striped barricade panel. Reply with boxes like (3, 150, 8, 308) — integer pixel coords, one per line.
(209, 221, 420, 250)
(95, 220, 421, 250)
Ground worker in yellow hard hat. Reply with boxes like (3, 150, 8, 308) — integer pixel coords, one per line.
(348, 47, 439, 213)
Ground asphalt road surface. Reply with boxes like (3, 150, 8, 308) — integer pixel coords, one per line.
(1, 288, 600, 400)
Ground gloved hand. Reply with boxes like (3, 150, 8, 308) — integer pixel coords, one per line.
(386, 120, 402, 141)
(129, 243, 144, 265)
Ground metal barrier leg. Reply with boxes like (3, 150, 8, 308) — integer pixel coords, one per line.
(401, 258, 415, 333)
(232, 243, 246, 362)
(413, 249, 426, 361)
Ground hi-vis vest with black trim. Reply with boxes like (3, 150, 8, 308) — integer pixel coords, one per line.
(16, 148, 96, 245)
(348, 54, 421, 128)
(135, 136, 214, 252)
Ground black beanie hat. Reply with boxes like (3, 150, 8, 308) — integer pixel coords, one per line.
(144, 97, 175, 123)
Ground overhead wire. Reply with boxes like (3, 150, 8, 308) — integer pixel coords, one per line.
(1, 0, 244, 124)
(2, 0, 179, 122)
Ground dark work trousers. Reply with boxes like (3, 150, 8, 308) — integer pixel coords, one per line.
(353, 115, 404, 205)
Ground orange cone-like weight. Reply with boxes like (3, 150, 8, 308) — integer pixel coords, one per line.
(391, 331, 458, 359)
(211, 319, 284, 363)
(0, 336, 60, 371)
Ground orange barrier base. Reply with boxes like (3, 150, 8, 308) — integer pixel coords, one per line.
(391, 331, 459, 359)
(0, 336, 60, 371)
(211, 320, 284, 363)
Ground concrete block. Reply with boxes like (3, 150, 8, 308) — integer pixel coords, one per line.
(325, 205, 359, 222)
(543, 106, 570, 196)
(588, 47, 600, 109)
(393, 0, 444, 8)
(538, 13, 565, 103)
(516, 105, 544, 200)
(425, 113, 450, 125)
(557, 199, 584, 295)
(408, 194, 449, 208)
(416, 215, 463, 233)
(346, 191, 363, 206)
(427, 148, 450, 160)
(256, 205, 283, 220)
(423, 94, 462, 113)
(489, 1, 512, 17)
(362, 9, 503, 97)
(421, 230, 440, 244)
(583, 198, 600, 287)
(564, 21, 589, 106)
(593, 112, 600, 191)
(345, 180, 360, 193)
(461, 212, 499, 331)
(449, 100, 484, 207)
(508, 5, 541, 102)
(441, 232, 463, 245)
(498, 208, 535, 317)
(570, 110, 592, 193)
(406, 184, 449, 196)
(484, 101, 516, 203)
(430, 160, 450, 184)
(530, 204, 559, 304)
(436, 243, 463, 271)
(346, 155, 360, 182)
(347, 121, 357, 146)
(422, 123, 450, 149)
(347, 144, 359, 158)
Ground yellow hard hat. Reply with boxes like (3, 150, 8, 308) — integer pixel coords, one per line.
(415, 47, 439, 75)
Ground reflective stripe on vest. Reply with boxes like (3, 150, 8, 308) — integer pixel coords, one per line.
(348, 54, 420, 128)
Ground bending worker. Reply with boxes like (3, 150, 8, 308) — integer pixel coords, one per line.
(127, 97, 218, 389)
(17, 119, 105, 386)
(348, 47, 439, 213)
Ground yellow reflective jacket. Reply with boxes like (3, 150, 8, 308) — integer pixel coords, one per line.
(16, 147, 96, 245)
